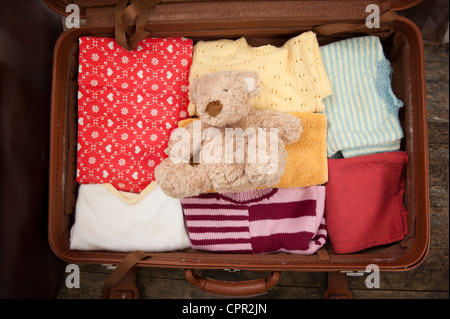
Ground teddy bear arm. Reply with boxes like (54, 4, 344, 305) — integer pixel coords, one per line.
(253, 110, 302, 145)
(155, 156, 212, 198)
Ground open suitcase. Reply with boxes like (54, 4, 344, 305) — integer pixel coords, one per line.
(46, 0, 430, 299)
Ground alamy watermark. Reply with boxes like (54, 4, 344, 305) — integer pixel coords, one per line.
(366, 4, 380, 29)
(65, 264, 80, 289)
(168, 122, 280, 174)
(343, 264, 380, 289)
(365, 264, 380, 289)
(65, 4, 80, 29)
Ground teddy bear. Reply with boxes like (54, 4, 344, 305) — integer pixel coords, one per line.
(154, 70, 303, 198)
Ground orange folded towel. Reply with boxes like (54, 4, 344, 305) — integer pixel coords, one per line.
(274, 112, 328, 188)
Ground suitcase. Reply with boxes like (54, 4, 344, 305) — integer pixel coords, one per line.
(45, 0, 430, 299)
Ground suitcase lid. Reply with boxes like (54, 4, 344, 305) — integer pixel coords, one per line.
(44, 0, 423, 19)
(44, 0, 424, 50)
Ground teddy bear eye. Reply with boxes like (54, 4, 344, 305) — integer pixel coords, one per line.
(223, 89, 228, 92)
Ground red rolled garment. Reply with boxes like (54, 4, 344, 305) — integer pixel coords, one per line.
(325, 151, 409, 254)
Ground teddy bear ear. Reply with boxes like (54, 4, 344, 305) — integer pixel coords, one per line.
(187, 77, 199, 116)
(243, 77, 255, 92)
(242, 70, 262, 99)
(188, 77, 198, 105)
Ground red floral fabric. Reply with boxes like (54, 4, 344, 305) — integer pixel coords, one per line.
(76, 36, 192, 193)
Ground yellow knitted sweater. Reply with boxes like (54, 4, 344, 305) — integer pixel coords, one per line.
(188, 31, 331, 116)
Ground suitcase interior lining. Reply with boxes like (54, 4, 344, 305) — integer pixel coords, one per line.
(51, 20, 427, 270)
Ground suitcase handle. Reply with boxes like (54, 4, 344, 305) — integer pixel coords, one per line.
(185, 269, 281, 298)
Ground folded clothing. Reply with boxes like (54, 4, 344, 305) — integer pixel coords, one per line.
(76, 36, 193, 193)
(70, 183, 191, 252)
(188, 31, 331, 116)
(273, 112, 328, 188)
(325, 151, 409, 254)
(181, 186, 327, 254)
(320, 36, 404, 158)
(177, 112, 328, 189)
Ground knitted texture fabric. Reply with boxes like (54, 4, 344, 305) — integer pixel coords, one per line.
(187, 31, 331, 115)
(177, 112, 328, 189)
(70, 183, 191, 252)
(181, 187, 327, 254)
(273, 112, 328, 188)
(320, 36, 404, 158)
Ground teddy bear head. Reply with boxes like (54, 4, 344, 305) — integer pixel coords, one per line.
(188, 70, 262, 127)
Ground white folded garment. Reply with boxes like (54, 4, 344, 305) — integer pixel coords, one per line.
(70, 183, 191, 252)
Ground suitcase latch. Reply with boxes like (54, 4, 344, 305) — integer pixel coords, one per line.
(224, 269, 240, 273)
(102, 264, 118, 270)
(341, 270, 370, 277)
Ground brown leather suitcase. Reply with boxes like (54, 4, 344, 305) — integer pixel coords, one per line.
(45, 0, 430, 299)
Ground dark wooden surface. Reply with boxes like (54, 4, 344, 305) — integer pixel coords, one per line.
(57, 43, 449, 300)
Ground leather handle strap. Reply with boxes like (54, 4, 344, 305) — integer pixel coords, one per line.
(322, 272, 353, 299)
(101, 250, 150, 299)
(313, 10, 399, 38)
(120, 0, 161, 32)
(115, 0, 161, 51)
(115, 2, 398, 50)
(115, 0, 132, 50)
(185, 269, 281, 298)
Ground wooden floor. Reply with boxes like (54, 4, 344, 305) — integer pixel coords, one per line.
(57, 43, 449, 300)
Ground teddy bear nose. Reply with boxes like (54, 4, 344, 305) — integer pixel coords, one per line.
(205, 100, 223, 117)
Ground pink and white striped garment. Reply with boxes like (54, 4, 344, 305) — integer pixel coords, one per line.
(181, 187, 327, 254)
